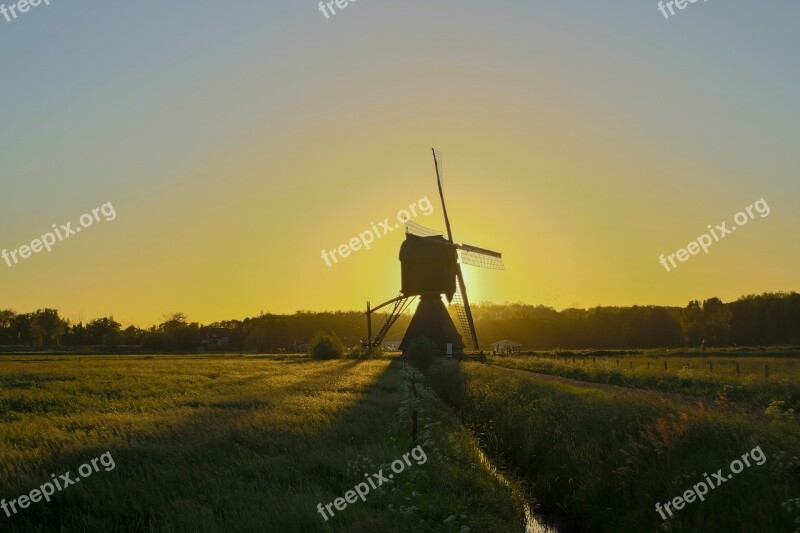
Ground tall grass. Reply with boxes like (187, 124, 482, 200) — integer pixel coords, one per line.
(425, 359, 800, 532)
(0, 354, 523, 532)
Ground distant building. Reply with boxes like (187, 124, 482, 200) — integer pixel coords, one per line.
(201, 328, 230, 348)
(294, 342, 312, 353)
(490, 339, 523, 354)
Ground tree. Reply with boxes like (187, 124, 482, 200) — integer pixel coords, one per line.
(121, 326, 146, 346)
(157, 313, 200, 351)
(10, 314, 43, 345)
(34, 309, 67, 346)
(0, 310, 17, 345)
(682, 301, 705, 347)
(86, 317, 122, 345)
(702, 297, 732, 346)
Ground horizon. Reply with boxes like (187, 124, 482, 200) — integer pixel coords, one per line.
(3, 289, 796, 330)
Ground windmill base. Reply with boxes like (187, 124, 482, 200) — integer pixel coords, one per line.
(399, 294, 465, 356)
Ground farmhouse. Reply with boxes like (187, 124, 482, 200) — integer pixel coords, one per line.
(201, 328, 230, 348)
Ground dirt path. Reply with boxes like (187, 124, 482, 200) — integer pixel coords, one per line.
(485, 363, 765, 417)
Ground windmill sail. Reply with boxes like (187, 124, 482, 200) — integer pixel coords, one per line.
(458, 243, 505, 270)
(433, 148, 454, 242)
(405, 220, 444, 238)
(451, 265, 479, 350)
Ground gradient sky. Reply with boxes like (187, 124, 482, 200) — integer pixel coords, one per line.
(1, 0, 798, 327)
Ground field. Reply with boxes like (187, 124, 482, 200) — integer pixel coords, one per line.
(426, 358, 800, 532)
(0, 354, 527, 532)
(1, 351, 798, 532)
(488, 349, 800, 411)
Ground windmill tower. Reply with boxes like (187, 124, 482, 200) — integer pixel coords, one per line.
(365, 148, 504, 355)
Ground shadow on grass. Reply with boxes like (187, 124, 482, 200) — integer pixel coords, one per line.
(0, 357, 409, 532)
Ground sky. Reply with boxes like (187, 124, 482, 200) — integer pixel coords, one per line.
(1, 0, 798, 327)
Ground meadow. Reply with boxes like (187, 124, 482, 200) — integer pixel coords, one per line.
(424, 358, 800, 532)
(488, 349, 800, 411)
(0, 354, 526, 532)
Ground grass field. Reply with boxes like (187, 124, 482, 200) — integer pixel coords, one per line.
(3, 351, 798, 532)
(425, 359, 800, 532)
(488, 350, 800, 411)
(0, 354, 527, 532)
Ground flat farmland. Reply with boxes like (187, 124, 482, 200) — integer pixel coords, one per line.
(0, 355, 526, 532)
(488, 349, 800, 410)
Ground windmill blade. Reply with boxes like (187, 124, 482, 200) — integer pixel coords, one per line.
(432, 148, 454, 242)
(451, 265, 479, 350)
(457, 243, 505, 271)
(405, 220, 444, 238)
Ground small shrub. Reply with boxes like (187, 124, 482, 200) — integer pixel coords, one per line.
(361, 345, 384, 359)
(310, 331, 344, 360)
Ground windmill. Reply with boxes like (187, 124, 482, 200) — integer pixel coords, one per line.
(365, 148, 504, 355)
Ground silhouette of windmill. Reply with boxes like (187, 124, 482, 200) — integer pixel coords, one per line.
(365, 148, 504, 355)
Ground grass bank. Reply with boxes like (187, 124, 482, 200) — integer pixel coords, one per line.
(425, 359, 800, 532)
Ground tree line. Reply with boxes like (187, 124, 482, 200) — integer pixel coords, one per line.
(0, 292, 797, 352)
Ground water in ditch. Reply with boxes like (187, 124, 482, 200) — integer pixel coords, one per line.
(474, 447, 565, 533)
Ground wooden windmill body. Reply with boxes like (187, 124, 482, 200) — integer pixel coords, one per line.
(365, 149, 505, 356)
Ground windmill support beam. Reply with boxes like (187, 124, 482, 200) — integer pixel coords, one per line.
(365, 295, 408, 349)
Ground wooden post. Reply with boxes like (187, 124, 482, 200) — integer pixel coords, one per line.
(664, 361, 668, 371)
(765, 364, 769, 379)
(629, 361, 632, 369)
(647, 362, 650, 369)
(366, 301, 372, 350)
(709, 362, 713, 372)
(411, 373, 418, 444)
(736, 362, 740, 378)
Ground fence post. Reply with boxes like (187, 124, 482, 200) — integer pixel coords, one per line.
(736, 362, 740, 378)
(411, 373, 418, 444)
(629, 361, 633, 369)
(616, 359, 619, 366)
(664, 361, 668, 371)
